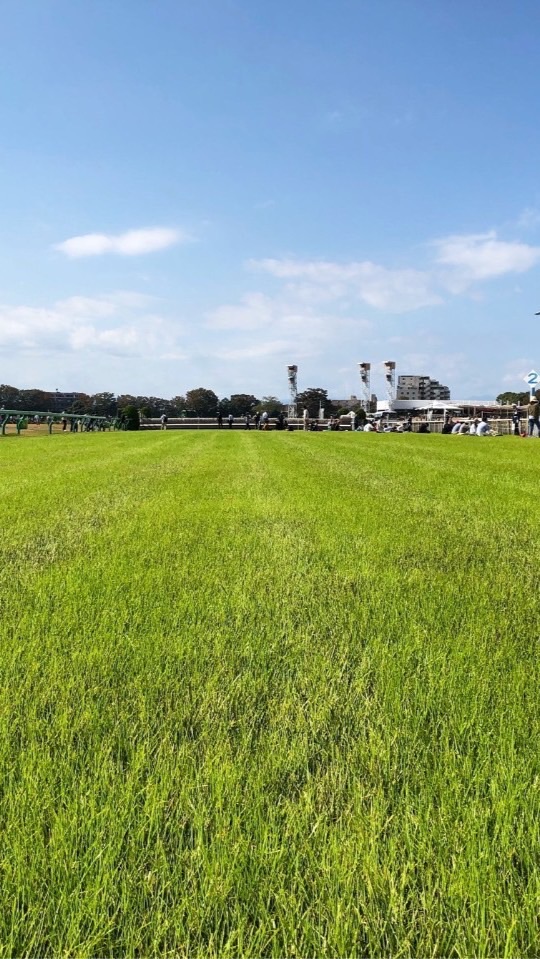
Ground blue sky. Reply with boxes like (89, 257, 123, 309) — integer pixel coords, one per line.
(2, 0, 540, 401)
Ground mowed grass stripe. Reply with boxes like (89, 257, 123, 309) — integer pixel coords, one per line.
(0, 432, 539, 956)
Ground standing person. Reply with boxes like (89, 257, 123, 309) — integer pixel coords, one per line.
(528, 395, 540, 436)
(511, 404, 521, 436)
(61, 416, 68, 432)
(350, 410, 356, 432)
(244, 413, 251, 430)
(303, 407, 309, 431)
(217, 411, 223, 428)
(261, 410, 269, 430)
(254, 411, 261, 430)
(160, 413, 168, 430)
(228, 413, 234, 429)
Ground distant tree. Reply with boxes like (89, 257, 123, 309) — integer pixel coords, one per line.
(133, 397, 153, 416)
(297, 387, 330, 418)
(90, 392, 117, 416)
(496, 390, 531, 405)
(119, 405, 140, 431)
(143, 395, 173, 416)
(19, 389, 50, 411)
(71, 393, 93, 414)
(185, 388, 219, 416)
(0, 384, 22, 409)
(351, 405, 367, 424)
(253, 396, 284, 416)
(117, 394, 138, 409)
(169, 395, 186, 416)
(226, 393, 259, 416)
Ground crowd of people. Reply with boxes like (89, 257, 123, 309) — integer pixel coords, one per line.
(442, 397, 540, 437)
(446, 417, 492, 436)
(214, 410, 287, 430)
(156, 397, 540, 437)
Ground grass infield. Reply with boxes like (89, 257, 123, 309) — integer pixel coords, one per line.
(1, 430, 539, 957)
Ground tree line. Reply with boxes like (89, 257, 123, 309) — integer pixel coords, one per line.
(5, 381, 532, 421)
(495, 391, 536, 405)
(0, 384, 364, 419)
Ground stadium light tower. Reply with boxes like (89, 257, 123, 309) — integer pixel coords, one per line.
(358, 362, 371, 412)
(383, 361, 396, 405)
(287, 364, 298, 419)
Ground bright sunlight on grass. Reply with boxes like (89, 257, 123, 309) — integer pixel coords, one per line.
(1, 430, 539, 957)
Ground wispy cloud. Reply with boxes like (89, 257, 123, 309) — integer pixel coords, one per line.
(245, 228, 540, 316)
(434, 231, 540, 286)
(516, 207, 540, 230)
(55, 227, 189, 258)
(32, 217, 540, 396)
(204, 280, 372, 376)
(0, 291, 185, 359)
(206, 289, 370, 343)
(501, 358, 536, 386)
(248, 258, 441, 313)
(207, 293, 276, 332)
(214, 339, 297, 361)
(320, 105, 371, 133)
(205, 223, 540, 390)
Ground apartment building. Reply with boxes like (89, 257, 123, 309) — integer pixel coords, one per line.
(396, 375, 450, 401)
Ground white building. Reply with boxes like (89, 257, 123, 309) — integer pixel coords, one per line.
(376, 398, 501, 416)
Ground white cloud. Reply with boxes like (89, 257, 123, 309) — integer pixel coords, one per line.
(214, 339, 296, 361)
(0, 292, 185, 359)
(205, 288, 370, 351)
(55, 227, 189, 258)
(204, 279, 373, 374)
(13, 213, 540, 398)
(204, 223, 540, 389)
(159, 350, 189, 361)
(434, 231, 540, 285)
(251, 228, 540, 308)
(69, 325, 145, 354)
(248, 258, 441, 313)
(206, 293, 275, 332)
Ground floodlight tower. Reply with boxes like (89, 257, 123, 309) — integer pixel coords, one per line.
(287, 364, 298, 419)
(384, 361, 396, 405)
(358, 362, 371, 412)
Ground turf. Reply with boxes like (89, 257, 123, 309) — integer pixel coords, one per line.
(1, 430, 539, 957)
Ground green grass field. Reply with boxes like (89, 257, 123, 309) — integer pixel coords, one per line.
(1, 430, 539, 957)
